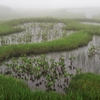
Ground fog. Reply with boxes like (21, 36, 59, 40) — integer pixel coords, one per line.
(0, 0, 100, 10)
(0, 0, 100, 19)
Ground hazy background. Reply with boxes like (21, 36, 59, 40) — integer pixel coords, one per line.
(0, 0, 100, 20)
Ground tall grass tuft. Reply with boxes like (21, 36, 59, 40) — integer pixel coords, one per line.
(67, 73, 100, 100)
(0, 75, 34, 100)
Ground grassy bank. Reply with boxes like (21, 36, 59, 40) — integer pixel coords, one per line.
(64, 22, 100, 31)
(1, 73, 100, 100)
(0, 31, 92, 62)
(0, 18, 61, 36)
(64, 21, 100, 36)
(4, 17, 61, 26)
(0, 75, 34, 100)
(76, 18, 100, 23)
(0, 75, 67, 100)
(0, 24, 24, 36)
(67, 73, 100, 100)
(1, 18, 100, 37)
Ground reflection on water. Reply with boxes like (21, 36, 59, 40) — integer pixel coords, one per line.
(46, 36, 100, 74)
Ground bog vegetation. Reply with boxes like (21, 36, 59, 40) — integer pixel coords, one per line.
(0, 18, 100, 100)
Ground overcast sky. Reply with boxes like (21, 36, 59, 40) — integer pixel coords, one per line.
(0, 0, 100, 10)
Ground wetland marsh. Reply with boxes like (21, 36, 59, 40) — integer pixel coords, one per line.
(1, 18, 100, 99)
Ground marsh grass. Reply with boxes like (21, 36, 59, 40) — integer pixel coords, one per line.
(1, 18, 100, 37)
(0, 31, 92, 62)
(0, 24, 24, 36)
(4, 18, 61, 26)
(0, 74, 69, 100)
(0, 18, 60, 36)
(64, 21, 100, 36)
(76, 18, 100, 23)
(1, 72, 100, 100)
(31, 91, 67, 100)
(0, 73, 72, 100)
(85, 29, 100, 36)
(0, 75, 34, 100)
(64, 22, 100, 30)
(1, 18, 100, 100)
(66, 73, 100, 100)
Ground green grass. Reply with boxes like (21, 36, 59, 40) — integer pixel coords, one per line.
(0, 75, 34, 100)
(0, 75, 68, 100)
(64, 21, 100, 36)
(0, 18, 60, 36)
(0, 24, 24, 36)
(1, 73, 100, 100)
(32, 91, 67, 100)
(76, 18, 100, 23)
(64, 22, 100, 31)
(0, 17, 100, 100)
(67, 73, 100, 100)
(3, 17, 61, 26)
(0, 31, 92, 62)
(0, 17, 67, 38)
(1, 18, 100, 37)
(85, 29, 100, 36)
